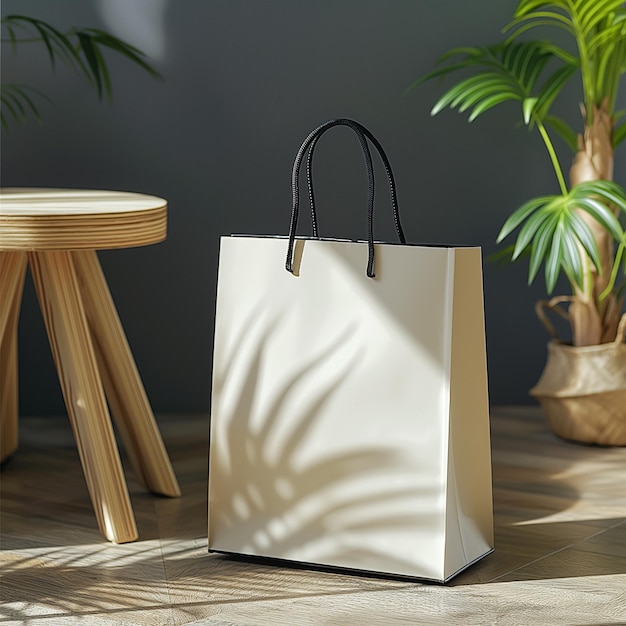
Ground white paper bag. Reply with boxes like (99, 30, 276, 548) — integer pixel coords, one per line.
(208, 119, 493, 583)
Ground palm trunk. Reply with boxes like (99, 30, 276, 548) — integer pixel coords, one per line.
(569, 100, 623, 345)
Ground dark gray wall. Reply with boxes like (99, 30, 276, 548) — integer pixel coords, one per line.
(2, 0, 624, 415)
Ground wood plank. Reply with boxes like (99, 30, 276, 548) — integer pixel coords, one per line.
(1, 408, 624, 624)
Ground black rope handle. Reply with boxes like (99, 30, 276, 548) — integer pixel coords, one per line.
(306, 120, 405, 244)
(287, 119, 375, 276)
(286, 118, 406, 278)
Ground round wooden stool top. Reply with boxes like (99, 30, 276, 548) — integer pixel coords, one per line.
(0, 188, 167, 251)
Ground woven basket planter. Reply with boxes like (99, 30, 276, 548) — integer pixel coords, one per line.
(530, 314, 626, 446)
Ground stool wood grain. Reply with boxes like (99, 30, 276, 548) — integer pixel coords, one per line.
(0, 188, 180, 544)
(0, 251, 27, 461)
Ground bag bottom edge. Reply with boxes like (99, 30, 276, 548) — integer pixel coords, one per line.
(206, 547, 495, 585)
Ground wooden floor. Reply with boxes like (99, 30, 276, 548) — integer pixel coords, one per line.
(1, 407, 625, 625)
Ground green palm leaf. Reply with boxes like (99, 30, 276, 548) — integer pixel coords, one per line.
(417, 40, 577, 128)
(3, 15, 89, 75)
(505, 14, 575, 40)
(497, 195, 556, 242)
(83, 28, 161, 79)
(512, 201, 557, 258)
(560, 218, 584, 285)
(432, 76, 522, 117)
(567, 210, 602, 265)
(1, 14, 162, 129)
(545, 219, 566, 292)
(77, 31, 104, 97)
(529, 212, 560, 285)
(497, 180, 626, 293)
(579, 0, 625, 31)
(0, 84, 48, 130)
(506, 0, 626, 111)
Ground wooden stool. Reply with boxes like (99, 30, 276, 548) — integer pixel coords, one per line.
(0, 188, 181, 543)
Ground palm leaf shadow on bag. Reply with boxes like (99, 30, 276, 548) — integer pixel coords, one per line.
(210, 307, 441, 573)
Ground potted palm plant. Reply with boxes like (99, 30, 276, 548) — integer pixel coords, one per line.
(415, 0, 626, 445)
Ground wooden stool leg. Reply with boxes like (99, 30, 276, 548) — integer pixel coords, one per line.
(72, 250, 181, 497)
(28, 251, 138, 543)
(0, 252, 27, 463)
